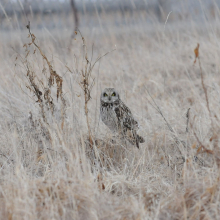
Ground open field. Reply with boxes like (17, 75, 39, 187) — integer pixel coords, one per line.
(1, 7, 220, 219)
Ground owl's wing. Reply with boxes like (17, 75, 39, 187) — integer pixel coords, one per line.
(114, 101, 140, 148)
(114, 101, 138, 130)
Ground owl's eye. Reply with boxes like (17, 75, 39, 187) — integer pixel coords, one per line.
(104, 93, 108, 97)
(112, 92, 116, 96)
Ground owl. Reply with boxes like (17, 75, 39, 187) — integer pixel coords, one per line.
(100, 88, 144, 148)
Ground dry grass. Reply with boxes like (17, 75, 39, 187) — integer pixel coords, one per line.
(1, 10, 220, 219)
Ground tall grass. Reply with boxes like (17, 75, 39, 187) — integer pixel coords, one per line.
(1, 9, 220, 219)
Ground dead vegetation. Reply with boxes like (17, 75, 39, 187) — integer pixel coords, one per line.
(1, 10, 220, 220)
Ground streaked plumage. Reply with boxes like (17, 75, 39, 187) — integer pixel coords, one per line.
(100, 88, 144, 148)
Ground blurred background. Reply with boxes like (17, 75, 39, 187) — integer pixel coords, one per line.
(1, 0, 220, 32)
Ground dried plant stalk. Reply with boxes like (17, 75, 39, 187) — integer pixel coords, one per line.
(76, 30, 115, 148)
(24, 21, 66, 128)
(78, 30, 94, 148)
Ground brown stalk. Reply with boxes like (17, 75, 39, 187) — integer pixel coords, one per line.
(194, 43, 214, 131)
(186, 108, 190, 133)
(78, 30, 93, 148)
(192, 44, 215, 156)
(190, 120, 213, 156)
(26, 21, 66, 128)
(77, 30, 115, 148)
(26, 22, 63, 100)
(68, 0, 79, 51)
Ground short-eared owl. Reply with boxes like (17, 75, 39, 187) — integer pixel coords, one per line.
(100, 88, 144, 148)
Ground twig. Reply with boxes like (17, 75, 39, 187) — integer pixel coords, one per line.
(76, 30, 115, 149)
(145, 87, 185, 154)
(199, 58, 213, 130)
(145, 87, 174, 133)
(164, 11, 172, 32)
(190, 118, 213, 156)
(25, 21, 66, 127)
(192, 43, 215, 158)
(77, 30, 94, 148)
(68, 0, 79, 51)
(194, 43, 214, 131)
(0, 152, 9, 160)
(186, 108, 190, 132)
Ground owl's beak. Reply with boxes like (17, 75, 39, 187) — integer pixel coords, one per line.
(108, 97, 111, 101)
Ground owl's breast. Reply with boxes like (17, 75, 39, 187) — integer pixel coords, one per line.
(100, 105, 119, 132)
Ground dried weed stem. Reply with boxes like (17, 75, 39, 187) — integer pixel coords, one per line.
(25, 21, 66, 127)
(195, 44, 214, 131)
(76, 30, 115, 148)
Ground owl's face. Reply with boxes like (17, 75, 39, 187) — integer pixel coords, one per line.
(101, 88, 120, 104)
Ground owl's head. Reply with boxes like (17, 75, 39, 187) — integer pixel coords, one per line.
(101, 88, 120, 104)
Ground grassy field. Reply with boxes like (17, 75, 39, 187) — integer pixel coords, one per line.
(1, 9, 220, 219)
